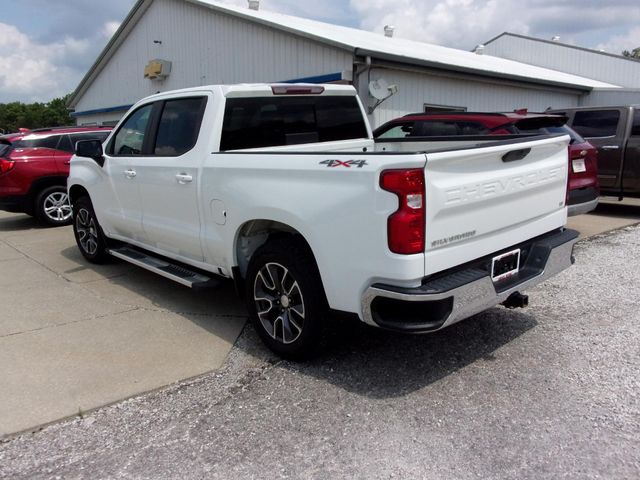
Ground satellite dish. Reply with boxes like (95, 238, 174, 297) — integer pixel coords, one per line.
(369, 79, 390, 100)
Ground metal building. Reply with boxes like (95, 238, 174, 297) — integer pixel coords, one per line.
(483, 33, 640, 107)
(68, 0, 619, 128)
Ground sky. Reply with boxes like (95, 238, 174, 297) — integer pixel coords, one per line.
(1, 0, 640, 103)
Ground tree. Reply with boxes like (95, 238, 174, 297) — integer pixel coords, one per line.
(622, 47, 640, 59)
(0, 94, 74, 134)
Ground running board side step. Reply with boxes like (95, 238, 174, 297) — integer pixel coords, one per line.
(108, 246, 222, 290)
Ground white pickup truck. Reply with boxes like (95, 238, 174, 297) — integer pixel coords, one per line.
(69, 84, 578, 357)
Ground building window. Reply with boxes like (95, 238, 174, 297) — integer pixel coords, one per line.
(423, 103, 467, 113)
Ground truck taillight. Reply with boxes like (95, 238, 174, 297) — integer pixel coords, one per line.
(380, 168, 425, 254)
(0, 158, 15, 175)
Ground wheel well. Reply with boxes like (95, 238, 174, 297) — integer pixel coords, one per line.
(68, 185, 90, 205)
(235, 220, 313, 279)
(27, 177, 68, 211)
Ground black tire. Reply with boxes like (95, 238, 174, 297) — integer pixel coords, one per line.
(35, 185, 73, 226)
(245, 236, 328, 359)
(72, 196, 109, 263)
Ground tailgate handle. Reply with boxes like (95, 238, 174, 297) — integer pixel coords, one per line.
(502, 148, 531, 163)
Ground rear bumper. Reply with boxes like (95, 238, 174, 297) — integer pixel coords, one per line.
(568, 186, 598, 216)
(361, 228, 579, 333)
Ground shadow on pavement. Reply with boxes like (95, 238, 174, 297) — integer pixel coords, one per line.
(592, 201, 640, 219)
(57, 244, 247, 341)
(241, 308, 538, 399)
(0, 213, 42, 232)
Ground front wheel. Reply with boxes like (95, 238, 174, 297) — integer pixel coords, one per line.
(36, 186, 73, 226)
(246, 237, 327, 359)
(72, 196, 109, 263)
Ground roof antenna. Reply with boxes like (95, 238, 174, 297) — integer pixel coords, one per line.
(248, 0, 259, 10)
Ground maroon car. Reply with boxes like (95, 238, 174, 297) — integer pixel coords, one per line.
(374, 111, 599, 216)
(0, 126, 112, 226)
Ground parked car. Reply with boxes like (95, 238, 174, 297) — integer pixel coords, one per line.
(548, 105, 640, 199)
(69, 84, 577, 357)
(0, 132, 28, 144)
(373, 111, 599, 216)
(0, 126, 112, 226)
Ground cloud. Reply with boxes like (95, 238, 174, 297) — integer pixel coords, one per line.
(596, 26, 640, 56)
(0, 0, 134, 103)
(103, 21, 122, 39)
(348, 0, 640, 50)
(0, 23, 89, 102)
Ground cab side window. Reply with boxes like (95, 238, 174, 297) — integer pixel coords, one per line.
(111, 104, 153, 155)
(631, 110, 640, 137)
(154, 97, 206, 156)
(572, 110, 620, 138)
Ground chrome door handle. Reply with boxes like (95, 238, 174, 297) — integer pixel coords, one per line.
(175, 173, 193, 184)
(123, 169, 137, 178)
(601, 145, 620, 150)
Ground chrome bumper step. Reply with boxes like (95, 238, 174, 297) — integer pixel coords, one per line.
(361, 228, 579, 332)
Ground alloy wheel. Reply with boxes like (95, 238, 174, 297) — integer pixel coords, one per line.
(75, 208, 99, 255)
(43, 191, 72, 222)
(253, 262, 305, 344)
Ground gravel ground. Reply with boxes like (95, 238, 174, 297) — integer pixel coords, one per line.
(1, 225, 639, 480)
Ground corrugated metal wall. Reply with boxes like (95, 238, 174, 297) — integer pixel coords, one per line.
(581, 89, 640, 106)
(74, 0, 353, 114)
(365, 68, 580, 127)
(484, 35, 640, 89)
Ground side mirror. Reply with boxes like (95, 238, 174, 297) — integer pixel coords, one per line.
(75, 140, 105, 167)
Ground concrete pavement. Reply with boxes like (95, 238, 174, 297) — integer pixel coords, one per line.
(567, 197, 640, 238)
(0, 212, 246, 437)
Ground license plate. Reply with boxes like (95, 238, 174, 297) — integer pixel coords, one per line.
(491, 249, 521, 282)
(572, 158, 586, 173)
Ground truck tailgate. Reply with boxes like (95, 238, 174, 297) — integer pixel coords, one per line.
(424, 135, 570, 275)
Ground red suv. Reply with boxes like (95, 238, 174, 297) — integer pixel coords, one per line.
(374, 112, 599, 216)
(0, 126, 112, 226)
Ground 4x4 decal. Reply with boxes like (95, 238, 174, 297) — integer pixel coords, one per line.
(319, 159, 368, 168)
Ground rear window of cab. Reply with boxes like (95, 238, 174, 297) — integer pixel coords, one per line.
(220, 96, 368, 151)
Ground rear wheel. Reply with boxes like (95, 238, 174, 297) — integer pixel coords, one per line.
(246, 237, 327, 359)
(72, 196, 109, 263)
(36, 186, 72, 226)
